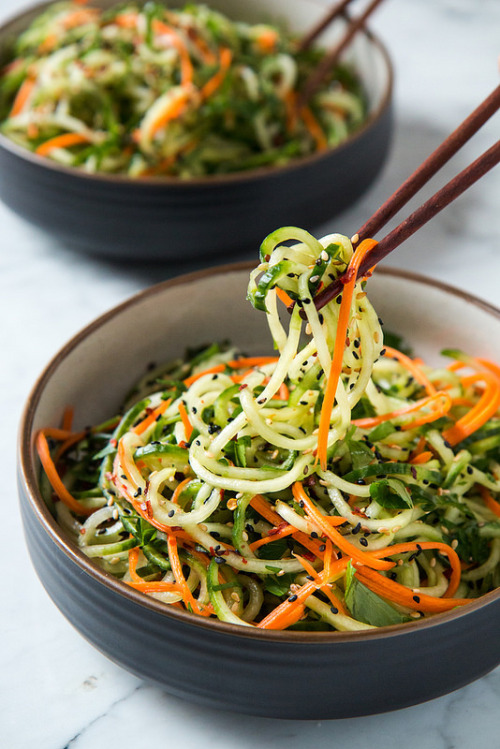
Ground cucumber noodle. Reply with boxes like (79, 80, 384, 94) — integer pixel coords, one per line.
(38, 227, 500, 630)
(0, 1, 366, 177)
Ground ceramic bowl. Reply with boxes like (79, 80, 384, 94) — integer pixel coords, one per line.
(18, 264, 500, 719)
(0, 0, 393, 260)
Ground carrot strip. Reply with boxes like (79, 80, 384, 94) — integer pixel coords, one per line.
(171, 476, 192, 504)
(149, 88, 192, 137)
(409, 451, 433, 465)
(36, 132, 92, 157)
(369, 541, 462, 598)
(152, 20, 193, 86)
(126, 580, 181, 593)
(292, 483, 394, 571)
(128, 547, 144, 583)
(62, 8, 99, 29)
(317, 239, 378, 469)
(443, 369, 500, 445)
(178, 401, 193, 441)
(133, 398, 172, 435)
(299, 106, 327, 151)
(257, 557, 349, 629)
(275, 287, 294, 308)
(479, 485, 500, 518)
(383, 347, 436, 396)
(354, 565, 472, 613)
(255, 28, 279, 54)
(36, 431, 94, 516)
(249, 524, 295, 551)
(9, 76, 36, 117)
(183, 356, 278, 387)
(200, 47, 232, 100)
(167, 535, 204, 615)
(352, 391, 452, 430)
(114, 12, 139, 28)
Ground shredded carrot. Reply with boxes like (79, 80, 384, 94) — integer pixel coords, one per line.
(370, 541, 462, 598)
(292, 482, 394, 571)
(62, 8, 99, 30)
(128, 547, 144, 583)
(277, 382, 290, 401)
(152, 20, 193, 87)
(299, 106, 327, 150)
(171, 476, 192, 504)
(114, 12, 139, 28)
(354, 565, 472, 613)
(167, 535, 205, 615)
(443, 367, 500, 445)
(255, 28, 279, 54)
(183, 356, 278, 387)
(275, 287, 294, 308)
(133, 398, 172, 436)
(257, 557, 349, 629)
(317, 238, 378, 468)
(383, 346, 436, 396)
(200, 47, 232, 100)
(352, 391, 452, 431)
(36, 431, 94, 516)
(479, 485, 500, 518)
(36, 132, 92, 157)
(9, 76, 36, 117)
(178, 401, 193, 441)
(249, 493, 282, 525)
(249, 523, 295, 552)
(409, 451, 433, 465)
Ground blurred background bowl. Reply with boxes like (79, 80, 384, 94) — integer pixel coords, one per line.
(18, 264, 500, 719)
(0, 0, 393, 261)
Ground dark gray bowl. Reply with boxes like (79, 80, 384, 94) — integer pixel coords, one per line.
(0, 0, 393, 260)
(18, 264, 500, 719)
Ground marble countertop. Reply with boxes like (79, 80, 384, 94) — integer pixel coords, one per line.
(1, 0, 499, 746)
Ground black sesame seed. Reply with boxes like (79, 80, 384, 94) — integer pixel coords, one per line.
(215, 556, 225, 565)
(413, 595, 421, 603)
(330, 605, 339, 614)
(133, 488, 142, 497)
(359, 537, 368, 547)
(168, 510, 175, 517)
(288, 594, 298, 603)
(319, 544, 326, 552)
(466, 466, 473, 475)
(311, 531, 319, 539)
(352, 523, 361, 535)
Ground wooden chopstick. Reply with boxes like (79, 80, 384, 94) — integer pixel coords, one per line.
(298, 0, 354, 52)
(298, 0, 385, 109)
(312, 84, 500, 311)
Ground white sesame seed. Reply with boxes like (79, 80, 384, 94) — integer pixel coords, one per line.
(310, 275, 320, 283)
(112, 509, 119, 520)
(351, 233, 359, 244)
(321, 250, 329, 261)
(451, 539, 459, 549)
(107, 497, 114, 506)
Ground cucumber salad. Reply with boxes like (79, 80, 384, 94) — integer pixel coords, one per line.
(37, 227, 500, 630)
(0, 1, 366, 177)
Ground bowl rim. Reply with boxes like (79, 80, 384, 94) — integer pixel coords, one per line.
(0, 0, 393, 188)
(18, 263, 500, 643)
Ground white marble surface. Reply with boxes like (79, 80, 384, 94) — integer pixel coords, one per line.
(1, 0, 500, 746)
